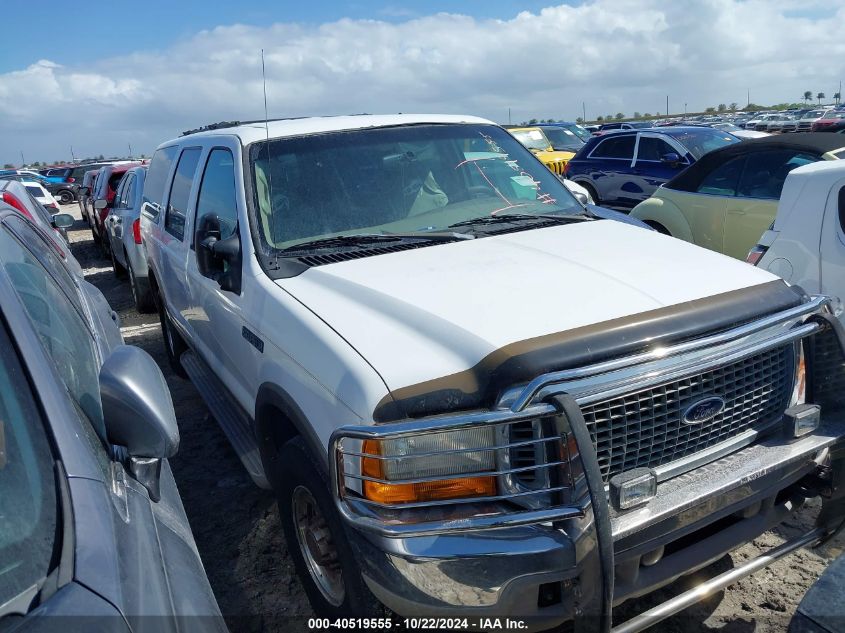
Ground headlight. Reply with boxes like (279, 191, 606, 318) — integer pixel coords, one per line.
(360, 427, 497, 505)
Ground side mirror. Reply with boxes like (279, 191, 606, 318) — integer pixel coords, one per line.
(78, 186, 90, 196)
(196, 214, 242, 294)
(51, 213, 74, 229)
(660, 152, 682, 166)
(94, 199, 108, 210)
(99, 345, 179, 502)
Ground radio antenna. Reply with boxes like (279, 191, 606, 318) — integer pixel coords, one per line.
(261, 49, 275, 239)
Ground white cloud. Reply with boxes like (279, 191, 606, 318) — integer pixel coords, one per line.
(2, 0, 844, 164)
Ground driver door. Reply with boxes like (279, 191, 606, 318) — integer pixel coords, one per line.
(185, 144, 256, 410)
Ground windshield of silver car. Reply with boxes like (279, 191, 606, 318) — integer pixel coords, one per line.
(249, 123, 584, 251)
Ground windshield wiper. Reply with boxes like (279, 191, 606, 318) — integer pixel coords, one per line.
(448, 212, 592, 229)
(278, 231, 470, 254)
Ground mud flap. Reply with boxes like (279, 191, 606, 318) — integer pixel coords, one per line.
(550, 394, 613, 633)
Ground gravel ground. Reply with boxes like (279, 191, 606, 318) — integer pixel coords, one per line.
(65, 202, 843, 632)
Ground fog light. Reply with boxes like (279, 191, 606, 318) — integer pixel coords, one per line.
(784, 403, 820, 438)
(610, 468, 657, 510)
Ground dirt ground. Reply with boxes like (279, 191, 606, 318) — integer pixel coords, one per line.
(65, 201, 843, 632)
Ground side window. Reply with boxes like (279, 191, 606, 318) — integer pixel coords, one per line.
(164, 148, 202, 241)
(194, 148, 238, 246)
(737, 151, 818, 200)
(636, 136, 676, 162)
(112, 176, 127, 209)
(0, 228, 106, 442)
(120, 174, 135, 208)
(696, 157, 745, 197)
(0, 321, 57, 612)
(591, 135, 636, 160)
(142, 146, 179, 221)
(838, 185, 845, 234)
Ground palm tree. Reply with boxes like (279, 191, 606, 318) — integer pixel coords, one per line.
(835, 92, 842, 105)
(803, 91, 813, 103)
(817, 92, 826, 105)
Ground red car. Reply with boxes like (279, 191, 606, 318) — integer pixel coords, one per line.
(90, 162, 145, 253)
(811, 110, 845, 131)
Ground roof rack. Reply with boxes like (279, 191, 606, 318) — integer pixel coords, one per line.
(180, 114, 374, 137)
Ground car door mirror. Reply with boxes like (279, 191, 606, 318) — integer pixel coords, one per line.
(51, 213, 74, 229)
(99, 345, 179, 502)
(660, 152, 682, 166)
(94, 199, 108, 210)
(196, 213, 242, 294)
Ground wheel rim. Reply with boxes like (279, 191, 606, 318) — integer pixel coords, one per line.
(292, 485, 345, 606)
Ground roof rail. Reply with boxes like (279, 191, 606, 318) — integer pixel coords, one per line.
(180, 114, 375, 137)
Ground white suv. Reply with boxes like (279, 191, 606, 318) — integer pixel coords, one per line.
(141, 114, 845, 628)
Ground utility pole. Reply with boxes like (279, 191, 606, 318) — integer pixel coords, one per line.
(747, 89, 750, 108)
(666, 95, 669, 117)
(70, 145, 76, 162)
(684, 103, 687, 116)
(128, 143, 133, 159)
(582, 101, 586, 123)
(20, 151, 25, 167)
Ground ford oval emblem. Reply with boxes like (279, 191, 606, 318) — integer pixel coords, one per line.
(682, 396, 726, 425)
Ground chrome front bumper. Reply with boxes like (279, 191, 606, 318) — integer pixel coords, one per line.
(348, 417, 845, 625)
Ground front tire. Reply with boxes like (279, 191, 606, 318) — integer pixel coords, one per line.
(276, 437, 382, 617)
(157, 293, 188, 378)
(57, 190, 74, 205)
(128, 257, 156, 313)
(110, 243, 127, 278)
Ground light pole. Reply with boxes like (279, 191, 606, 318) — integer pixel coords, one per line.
(684, 103, 687, 116)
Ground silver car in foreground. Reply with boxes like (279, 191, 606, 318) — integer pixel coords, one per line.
(105, 165, 156, 312)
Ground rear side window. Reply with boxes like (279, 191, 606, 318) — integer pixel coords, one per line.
(0, 320, 57, 612)
(24, 185, 42, 198)
(737, 150, 817, 200)
(165, 148, 202, 241)
(591, 135, 635, 159)
(142, 146, 179, 220)
(636, 136, 676, 162)
(696, 156, 745, 197)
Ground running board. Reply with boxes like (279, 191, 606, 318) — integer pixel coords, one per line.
(611, 527, 826, 633)
(180, 350, 270, 489)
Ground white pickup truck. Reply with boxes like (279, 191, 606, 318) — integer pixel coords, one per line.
(141, 114, 845, 631)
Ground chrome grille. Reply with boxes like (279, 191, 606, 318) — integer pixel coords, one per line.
(581, 345, 793, 483)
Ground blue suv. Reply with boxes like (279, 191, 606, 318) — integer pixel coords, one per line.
(565, 127, 739, 209)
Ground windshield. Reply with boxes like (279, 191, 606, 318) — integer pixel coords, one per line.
(249, 123, 584, 251)
(713, 123, 740, 131)
(664, 128, 740, 159)
(510, 128, 552, 151)
(540, 126, 584, 151)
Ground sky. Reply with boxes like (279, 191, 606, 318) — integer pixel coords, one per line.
(1, 0, 844, 165)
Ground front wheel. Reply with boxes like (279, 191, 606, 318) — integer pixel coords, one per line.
(276, 437, 383, 617)
(580, 182, 600, 205)
(57, 190, 74, 205)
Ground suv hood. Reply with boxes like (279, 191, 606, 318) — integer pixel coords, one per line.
(279, 221, 784, 415)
